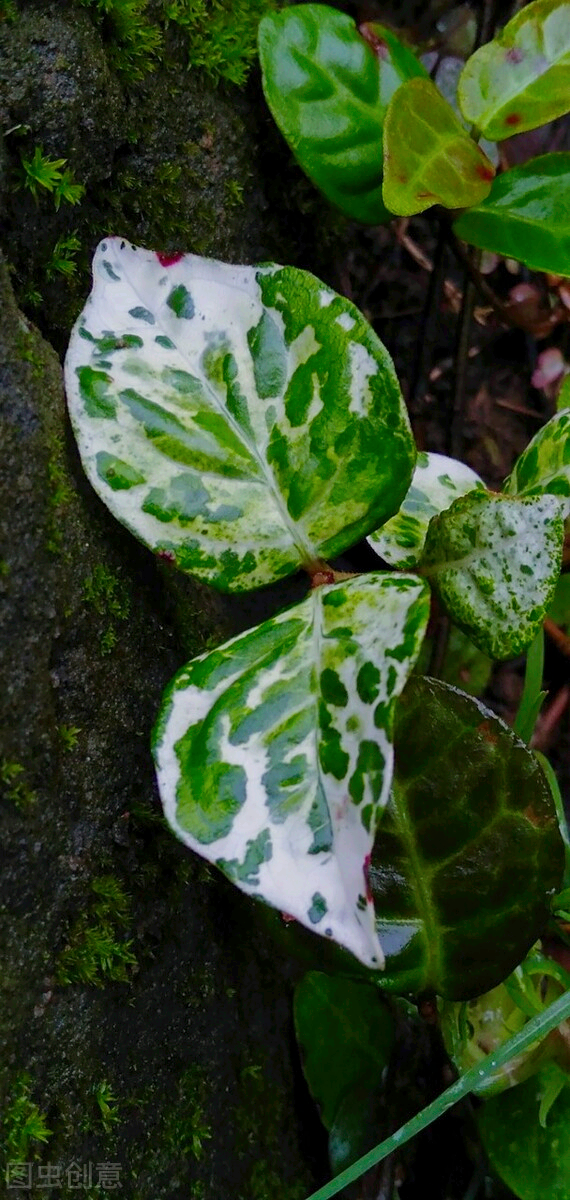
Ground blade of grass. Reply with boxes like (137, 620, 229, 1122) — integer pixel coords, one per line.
(513, 629, 546, 744)
(534, 750, 570, 889)
(304, 988, 570, 1200)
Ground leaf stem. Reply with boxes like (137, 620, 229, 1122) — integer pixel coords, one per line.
(304, 989, 570, 1200)
(513, 629, 546, 743)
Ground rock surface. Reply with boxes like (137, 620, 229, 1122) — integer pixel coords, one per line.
(0, 2, 330, 1194)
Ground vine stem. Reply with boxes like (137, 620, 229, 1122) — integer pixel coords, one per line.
(304, 989, 570, 1200)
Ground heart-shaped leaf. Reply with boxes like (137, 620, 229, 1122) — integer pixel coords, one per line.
(65, 239, 414, 593)
(458, 0, 570, 141)
(368, 450, 485, 569)
(294, 972, 395, 1131)
(382, 77, 495, 217)
(153, 573, 430, 968)
(454, 154, 570, 277)
(503, 408, 570, 513)
(421, 491, 564, 659)
(254, 677, 564, 1000)
(478, 1074, 570, 1200)
(258, 6, 427, 224)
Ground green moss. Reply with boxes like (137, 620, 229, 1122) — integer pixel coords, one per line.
(77, 0, 281, 85)
(46, 432, 75, 555)
(58, 723, 82, 751)
(0, 759, 36, 810)
(236, 1063, 308, 1200)
(56, 875, 138, 987)
(162, 1064, 213, 1162)
(82, 563, 131, 653)
(1, 1073, 52, 1165)
(93, 1080, 121, 1132)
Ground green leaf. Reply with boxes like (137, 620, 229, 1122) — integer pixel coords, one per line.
(548, 574, 570, 630)
(368, 450, 485, 569)
(457, 0, 570, 141)
(371, 677, 565, 999)
(421, 490, 564, 659)
(294, 972, 395, 1132)
(453, 154, 570, 277)
(258, 6, 427, 224)
(382, 77, 495, 217)
(513, 631, 546, 744)
(504, 407, 570, 512)
(478, 1074, 570, 1200)
(65, 239, 414, 593)
(153, 573, 430, 967)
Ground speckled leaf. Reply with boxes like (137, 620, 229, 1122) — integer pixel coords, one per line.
(382, 77, 495, 217)
(421, 490, 564, 659)
(457, 0, 570, 141)
(258, 6, 427, 224)
(251, 676, 564, 1000)
(152, 573, 430, 968)
(65, 239, 414, 593)
(454, 154, 570, 277)
(478, 1074, 570, 1200)
(368, 451, 485, 569)
(504, 408, 570, 515)
(294, 972, 395, 1131)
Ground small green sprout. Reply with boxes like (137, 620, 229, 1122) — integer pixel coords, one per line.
(0, 760, 36, 809)
(94, 1081, 121, 1132)
(2, 1074, 52, 1162)
(59, 724, 82, 751)
(46, 233, 81, 281)
(19, 147, 84, 209)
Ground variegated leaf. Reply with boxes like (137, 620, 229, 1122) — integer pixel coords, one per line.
(503, 409, 570, 516)
(457, 0, 570, 141)
(421, 491, 564, 659)
(152, 573, 430, 968)
(368, 451, 484, 569)
(65, 239, 414, 593)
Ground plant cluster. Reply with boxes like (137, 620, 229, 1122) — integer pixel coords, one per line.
(18, 147, 84, 210)
(258, 0, 570, 279)
(61, 0, 570, 1194)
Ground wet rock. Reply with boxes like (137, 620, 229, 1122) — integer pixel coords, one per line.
(0, 258, 316, 1197)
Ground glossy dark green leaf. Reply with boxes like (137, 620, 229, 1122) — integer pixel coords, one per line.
(294, 972, 395, 1131)
(259, 677, 564, 1000)
(478, 1073, 570, 1200)
(454, 154, 570, 277)
(382, 77, 495, 217)
(258, 5, 427, 224)
(371, 678, 564, 999)
(458, 0, 570, 141)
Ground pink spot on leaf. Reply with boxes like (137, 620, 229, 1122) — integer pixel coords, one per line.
(359, 23, 389, 59)
(156, 251, 184, 267)
(505, 112, 522, 126)
(157, 549, 176, 564)
(505, 47, 524, 63)
(476, 163, 495, 182)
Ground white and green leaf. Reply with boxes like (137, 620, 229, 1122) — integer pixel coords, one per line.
(421, 491, 564, 659)
(458, 0, 570, 141)
(504, 409, 570, 516)
(65, 238, 414, 593)
(152, 573, 430, 968)
(368, 451, 485, 569)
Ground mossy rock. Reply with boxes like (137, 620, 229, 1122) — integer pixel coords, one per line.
(0, 256, 317, 1197)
